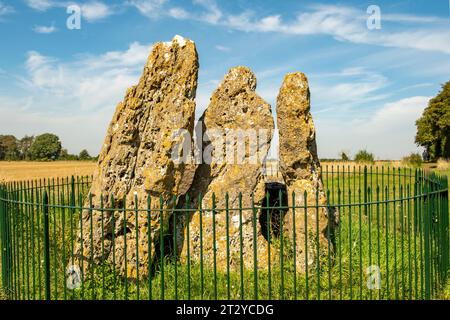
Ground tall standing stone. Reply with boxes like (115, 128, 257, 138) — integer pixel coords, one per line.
(75, 35, 199, 278)
(179, 66, 275, 271)
(276, 72, 332, 272)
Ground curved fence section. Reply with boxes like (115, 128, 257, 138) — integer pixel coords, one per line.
(0, 166, 449, 300)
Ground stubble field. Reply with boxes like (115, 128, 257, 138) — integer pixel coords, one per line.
(0, 161, 96, 183)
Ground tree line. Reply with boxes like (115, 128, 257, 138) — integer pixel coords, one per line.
(0, 133, 95, 161)
(416, 79, 450, 160)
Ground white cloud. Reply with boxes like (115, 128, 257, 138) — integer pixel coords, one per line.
(21, 43, 152, 110)
(0, 1, 14, 16)
(223, 4, 450, 54)
(168, 7, 190, 19)
(25, 0, 115, 22)
(193, 0, 222, 24)
(33, 24, 56, 34)
(311, 68, 389, 111)
(81, 1, 114, 22)
(0, 96, 111, 155)
(315, 96, 430, 159)
(150, 3, 450, 55)
(25, 0, 54, 11)
(382, 14, 447, 24)
(215, 45, 230, 52)
(0, 42, 152, 154)
(126, 0, 168, 17)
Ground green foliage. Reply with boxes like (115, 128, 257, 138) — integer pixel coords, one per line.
(402, 152, 423, 168)
(59, 149, 78, 160)
(18, 135, 34, 160)
(354, 149, 375, 164)
(340, 151, 350, 161)
(0, 132, 94, 162)
(29, 133, 62, 161)
(78, 149, 91, 161)
(0, 135, 19, 160)
(415, 80, 450, 160)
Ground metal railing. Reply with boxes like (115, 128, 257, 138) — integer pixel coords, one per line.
(0, 166, 449, 300)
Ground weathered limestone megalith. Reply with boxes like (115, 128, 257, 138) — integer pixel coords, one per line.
(74, 35, 199, 278)
(276, 72, 333, 272)
(179, 66, 275, 271)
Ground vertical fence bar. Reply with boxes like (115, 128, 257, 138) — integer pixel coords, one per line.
(304, 191, 309, 300)
(252, 194, 258, 301)
(424, 176, 431, 300)
(280, 190, 285, 300)
(159, 196, 164, 301)
(292, 191, 297, 300)
(238, 193, 244, 300)
(266, 192, 272, 300)
(42, 191, 51, 301)
(212, 193, 217, 300)
(225, 193, 230, 300)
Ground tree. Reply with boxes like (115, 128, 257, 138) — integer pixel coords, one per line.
(402, 152, 423, 168)
(415, 80, 450, 160)
(354, 149, 375, 164)
(18, 135, 34, 160)
(78, 149, 91, 160)
(340, 151, 350, 161)
(60, 149, 78, 160)
(29, 133, 62, 161)
(0, 135, 19, 160)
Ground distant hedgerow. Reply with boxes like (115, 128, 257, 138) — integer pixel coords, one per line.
(354, 150, 375, 164)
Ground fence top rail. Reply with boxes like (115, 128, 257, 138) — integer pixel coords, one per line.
(0, 166, 446, 189)
(0, 167, 447, 211)
(0, 186, 447, 213)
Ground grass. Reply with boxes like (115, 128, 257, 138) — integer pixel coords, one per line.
(72, 209, 427, 301)
(0, 162, 448, 300)
(430, 161, 450, 299)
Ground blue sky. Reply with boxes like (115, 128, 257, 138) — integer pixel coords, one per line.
(0, 0, 449, 159)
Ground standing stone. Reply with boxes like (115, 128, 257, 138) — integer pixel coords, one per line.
(74, 35, 199, 279)
(276, 72, 333, 272)
(179, 66, 275, 271)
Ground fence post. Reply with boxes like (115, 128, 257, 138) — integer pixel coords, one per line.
(1, 187, 7, 292)
(423, 179, 431, 300)
(42, 190, 51, 301)
(364, 166, 368, 216)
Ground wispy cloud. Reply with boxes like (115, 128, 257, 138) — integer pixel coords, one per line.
(310, 67, 390, 113)
(25, 0, 53, 11)
(21, 42, 152, 109)
(25, 0, 115, 22)
(1, 41, 153, 153)
(150, 2, 450, 55)
(33, 24, 56, 34)
(222, 4, 450, 54)
(126, 0, 168, 18)
(315, 96, 430, 159)
(0, 1, 14, 17)
(81, 1, 114, 22)
(168, 7, 190, 19)
(215, 45, 230, 52)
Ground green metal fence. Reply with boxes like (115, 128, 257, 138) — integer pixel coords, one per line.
(0, 166, 449, 300)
